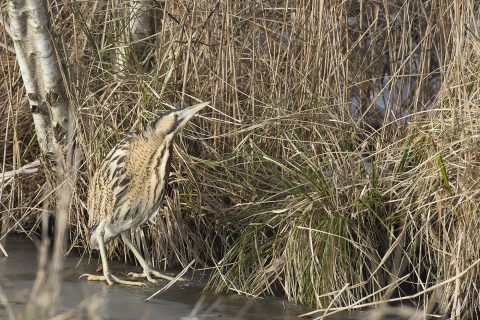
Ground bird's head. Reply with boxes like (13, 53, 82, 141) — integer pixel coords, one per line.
(152, 102, 209, 138)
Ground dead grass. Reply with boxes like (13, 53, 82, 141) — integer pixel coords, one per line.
(1, 0, 480, 318)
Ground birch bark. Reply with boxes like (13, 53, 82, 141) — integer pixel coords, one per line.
(6, 0, 77, 317)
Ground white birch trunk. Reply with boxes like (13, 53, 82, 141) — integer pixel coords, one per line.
(129, 0, 154, 63)
(6, 0, 77, 317)
(8, 0, 74, 172)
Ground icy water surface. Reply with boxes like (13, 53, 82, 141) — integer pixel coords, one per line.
(0, 235, 317, 320)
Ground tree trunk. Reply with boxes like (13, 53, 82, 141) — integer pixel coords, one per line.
(129, 0, 154, 65)
(6, 0, 77, 317)
(114, 0, 154, 76)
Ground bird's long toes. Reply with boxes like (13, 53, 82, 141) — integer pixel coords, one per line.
(111, 274, 146, 287)
(151, 270, 181, 281)
(127, 271, 156, 283)
(79, 273, 102, 281)
(127, 272, 143, 278)
(146, 276, 158, 284)
(151, 270, 168, 280)
(79, 273, 114, 285)
(127, 270, 181, 283)
(81, 272, 143, 286)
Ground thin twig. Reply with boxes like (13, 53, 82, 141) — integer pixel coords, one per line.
(146, 259, 195, 301)
(0, 242, 7, 257)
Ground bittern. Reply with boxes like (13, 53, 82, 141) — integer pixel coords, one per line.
(81, 102, 209, 286)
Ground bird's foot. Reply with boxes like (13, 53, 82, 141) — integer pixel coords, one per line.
(127, 269, 184, 284)
(80, 273, 146, 286)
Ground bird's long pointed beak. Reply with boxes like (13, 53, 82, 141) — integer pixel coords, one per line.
(178, 101, 209, 123)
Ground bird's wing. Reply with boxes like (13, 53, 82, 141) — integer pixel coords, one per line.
(87, 138, 132, 229)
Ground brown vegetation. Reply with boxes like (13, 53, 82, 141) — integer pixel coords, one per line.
(1, 0, 479, 318)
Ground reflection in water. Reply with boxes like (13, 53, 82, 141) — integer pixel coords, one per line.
(0, 235, 309, 319)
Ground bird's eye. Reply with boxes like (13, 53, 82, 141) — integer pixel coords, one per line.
(174, 114, 179, 120)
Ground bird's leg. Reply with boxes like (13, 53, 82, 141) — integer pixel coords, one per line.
(121, 231, 183, 283)
(80, 230, 145, 286)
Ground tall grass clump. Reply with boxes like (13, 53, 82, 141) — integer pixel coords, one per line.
(1, 0, 479, 318)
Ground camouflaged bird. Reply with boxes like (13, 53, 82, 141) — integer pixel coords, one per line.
(81, 102, 209, 286)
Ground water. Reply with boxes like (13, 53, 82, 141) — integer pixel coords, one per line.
(0, 235, 310, 319)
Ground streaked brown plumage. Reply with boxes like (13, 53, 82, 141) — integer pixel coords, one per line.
(81, 102, 208, 286)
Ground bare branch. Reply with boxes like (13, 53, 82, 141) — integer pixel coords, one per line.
(0, 160, 41, 181)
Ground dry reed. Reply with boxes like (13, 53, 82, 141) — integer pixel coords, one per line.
(1, 0, 479, 318)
